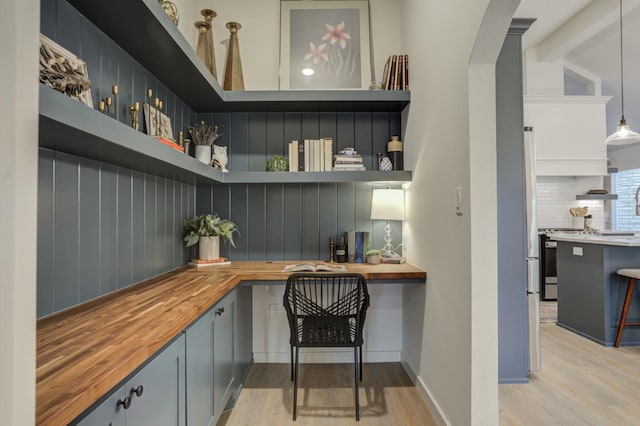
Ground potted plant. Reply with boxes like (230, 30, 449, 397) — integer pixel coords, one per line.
(365, 249, 381, 264)
(188, 121, 222, 165)
(266, 155, 289, 171)
(183, 213, 239, 260)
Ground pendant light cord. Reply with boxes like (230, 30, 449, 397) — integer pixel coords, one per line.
(619, 0, 626, 121)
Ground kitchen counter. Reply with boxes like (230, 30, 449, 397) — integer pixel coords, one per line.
(36, 261, 426, 425)
(554, 240, 640, 347)
(551, 232, 640, 247)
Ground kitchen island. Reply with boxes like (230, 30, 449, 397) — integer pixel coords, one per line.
(552, 233, 640, 346)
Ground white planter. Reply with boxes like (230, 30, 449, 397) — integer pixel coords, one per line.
(195, 145, 212, 165)
(198, 236, 220, 260)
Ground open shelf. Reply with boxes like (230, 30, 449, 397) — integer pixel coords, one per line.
(39, 87, 412, 185)
(576, 194, 618, 200)
(66, 0, 410, 113)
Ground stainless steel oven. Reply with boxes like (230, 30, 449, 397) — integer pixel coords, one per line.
(539, 233, 557, 301)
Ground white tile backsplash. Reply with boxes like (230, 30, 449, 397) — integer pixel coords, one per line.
(536, 176, 604, 230)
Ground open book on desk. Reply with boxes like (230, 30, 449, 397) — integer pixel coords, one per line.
(282, 262, 347, 273)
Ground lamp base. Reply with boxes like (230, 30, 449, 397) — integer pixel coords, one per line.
(380, 256, 406, 264)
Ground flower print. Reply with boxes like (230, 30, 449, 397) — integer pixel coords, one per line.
(321, 21, 351, 49)
(304, 42, 329, 64)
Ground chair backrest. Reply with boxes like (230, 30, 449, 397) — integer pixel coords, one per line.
(283, 273, 370, 347)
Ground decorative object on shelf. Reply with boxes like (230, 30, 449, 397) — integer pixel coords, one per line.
(129, 101, 140, 130)
(195, 9, 217, 79)
(279, 1, 371, 90)
(157, 0, 179, 25)
(266, 155, 289, 171)
(371, 188, 406, 263)
(183, 213, 239, 260)
(605, 0, 640, 145)
(111, 85, 119, 121)
(379, 156, 393, 171)
(184, 138, 191, 156)
(143, 103, 173, 139)
(365, 249, 381, 264)
(39, 34, 93, 107)
(381, 54, 409, 90)
(223, 22, 245, 90)
(188, 121, 222, 165)
(98, 100, 105, 113)
(335, 237, 347, 263)
(334, 147, 365, 171)
(105, 96, 113, 117)
(212, 144, 229, 172)
(387, 135, 403, 170)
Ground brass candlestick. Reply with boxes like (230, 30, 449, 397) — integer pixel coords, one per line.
(112, 85, 119, 121)
(129, 101, 140, 130)
(98, 100, 105, 113)
(105, 96, 113, 117)
(223, 22, 245, 90)
(195, 9, 217, 79)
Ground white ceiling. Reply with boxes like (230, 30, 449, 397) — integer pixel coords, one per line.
(514, 0, 640, 135)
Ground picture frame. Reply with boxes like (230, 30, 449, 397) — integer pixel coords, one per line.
(39, 34, 93, 107)
(143, 103, 174, 140)
(280, 0, 371, 90)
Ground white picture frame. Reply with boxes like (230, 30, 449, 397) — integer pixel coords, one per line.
(280, 0, 371, 90)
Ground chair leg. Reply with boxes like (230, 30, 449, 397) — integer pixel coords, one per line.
(615, 278, 637, 348)
(290, 345, 294, 381)
(354, 347, 360, 421)
(359, 345, 363, 381)
(293, 346, 299, 420)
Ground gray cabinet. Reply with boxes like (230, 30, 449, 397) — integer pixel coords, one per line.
(186, 291, 237, 426)
(77, 334, 186, 425)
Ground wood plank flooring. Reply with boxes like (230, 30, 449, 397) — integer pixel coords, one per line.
(219, 363, 437, 425)
(500, 323, 640, 425)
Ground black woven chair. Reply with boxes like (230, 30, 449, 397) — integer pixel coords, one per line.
(283, 272, 370, 421)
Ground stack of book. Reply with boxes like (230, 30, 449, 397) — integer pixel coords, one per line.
(382, 54, 409, 91)
(333, 149, 365, 171)
(288, 138, 334, 172)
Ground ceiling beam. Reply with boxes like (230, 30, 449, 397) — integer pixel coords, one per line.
(538, 0, 640, 61)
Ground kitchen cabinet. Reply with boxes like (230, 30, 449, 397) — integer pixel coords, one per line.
(76, 334, 186, 426)
(524, 95, 610, 176)
(185, 290, 236, 426)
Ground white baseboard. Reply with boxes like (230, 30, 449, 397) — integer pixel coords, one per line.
(401, 360, 450, 426)
(253, 350, 401, 364)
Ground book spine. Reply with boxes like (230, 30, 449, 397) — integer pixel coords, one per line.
(404, 55, 409, 90)
(313, 139, 321, 172)
(298, 140, 305, 171)
(382, 55, 392, 91)
(362, 231, 370, 257)
(355, 232, 364, 263)
(288, 142, 294, 172)
(393, 54, 400, 90)
(291, 140, 298, 172)
(346, 231, 356, 263)
(304, 139, 310, 172)
(323, 138, 333, 171)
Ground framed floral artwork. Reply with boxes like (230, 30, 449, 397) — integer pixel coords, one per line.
(280, 0, 371, 90)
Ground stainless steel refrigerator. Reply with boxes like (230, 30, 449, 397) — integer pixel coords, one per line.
(524, 126, 541, 372)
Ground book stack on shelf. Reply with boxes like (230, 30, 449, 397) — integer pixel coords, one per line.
(345, 230, 370, 263)
(288, 137, 334, 172)
(382, 54, 409, 90)
(333, 148, 365, 171)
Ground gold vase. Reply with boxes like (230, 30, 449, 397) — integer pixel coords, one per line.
(223, 22, 245, 91)
(194, 9, 217, 79)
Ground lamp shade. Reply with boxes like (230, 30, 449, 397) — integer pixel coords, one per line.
(371, 189, 405, 221)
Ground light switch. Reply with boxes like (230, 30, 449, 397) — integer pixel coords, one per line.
(572, 246, 583, 256)
(455, 186, 463, 216)
(269, 303, 285, 319)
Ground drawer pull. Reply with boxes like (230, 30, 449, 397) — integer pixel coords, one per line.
(117, 396, 131, 410)
(130, 385, 144, 397)
(215, 307, 225, 316)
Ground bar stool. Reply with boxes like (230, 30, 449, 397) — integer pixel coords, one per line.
(614, 269, 640, 347)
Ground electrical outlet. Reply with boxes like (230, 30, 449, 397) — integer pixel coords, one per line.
(572, 246, 583, 256)
(455, 187, 463, 216)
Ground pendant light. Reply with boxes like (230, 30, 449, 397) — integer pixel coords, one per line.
(605, 0, 640, 145)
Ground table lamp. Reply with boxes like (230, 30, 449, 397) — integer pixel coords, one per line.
(370, 188, 405, 262)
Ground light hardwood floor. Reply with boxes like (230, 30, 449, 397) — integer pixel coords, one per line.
(219, 362, 437, 425)
(500, 323, 640, 425)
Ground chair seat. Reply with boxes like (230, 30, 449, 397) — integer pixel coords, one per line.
(617, 269, 640, 279)
(301, 316, 353, 347)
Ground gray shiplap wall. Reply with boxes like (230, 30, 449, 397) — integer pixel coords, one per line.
(196, 183, 402, 261)
(37, 149, 196, 317)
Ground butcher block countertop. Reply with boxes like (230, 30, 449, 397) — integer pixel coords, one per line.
(36, 261, 426, 425)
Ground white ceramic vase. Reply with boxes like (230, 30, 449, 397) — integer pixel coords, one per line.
(198, 236, 220, 260)
(195, 145, 212, 165)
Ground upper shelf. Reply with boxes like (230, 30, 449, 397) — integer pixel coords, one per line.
(39, 87, 412, 185)
(575, 194, 618, 200)
(66, 0, 410, 113)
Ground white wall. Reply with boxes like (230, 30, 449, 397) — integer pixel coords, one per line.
(401, 0, 518, 424)
(175, 0, 403, 90)
(0, 0, 38, 424)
